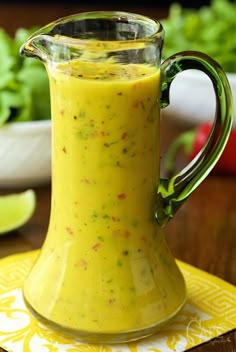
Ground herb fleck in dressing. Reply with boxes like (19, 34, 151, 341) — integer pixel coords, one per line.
(23, 60, 186, 334)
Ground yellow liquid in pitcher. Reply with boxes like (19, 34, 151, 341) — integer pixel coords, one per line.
(24, 60, 186, 335)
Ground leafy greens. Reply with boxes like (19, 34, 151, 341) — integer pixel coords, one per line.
(0, 27, 50, 126)
(162, 0, 236, 73)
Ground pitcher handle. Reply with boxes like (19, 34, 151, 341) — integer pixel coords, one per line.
(156, 51, 233, 226)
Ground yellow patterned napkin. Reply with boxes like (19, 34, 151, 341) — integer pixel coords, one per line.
(0, 250, 235, 352)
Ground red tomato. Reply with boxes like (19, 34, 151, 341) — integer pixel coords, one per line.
(190, 122, 236, 175)
(164, 121, 236, 175)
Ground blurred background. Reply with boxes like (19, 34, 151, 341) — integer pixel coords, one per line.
(3, 0, 211, 5)
(1, 1, 210, 35)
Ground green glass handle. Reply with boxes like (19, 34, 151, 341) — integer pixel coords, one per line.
(156, 51, 233, 226)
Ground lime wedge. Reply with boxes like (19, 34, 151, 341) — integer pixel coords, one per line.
(0, 189, 36, 234)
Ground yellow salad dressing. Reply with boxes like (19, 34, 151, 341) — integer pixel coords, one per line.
(23, 59, 186, 334)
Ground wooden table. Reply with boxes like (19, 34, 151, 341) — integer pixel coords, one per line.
(0, 3, 235, 352)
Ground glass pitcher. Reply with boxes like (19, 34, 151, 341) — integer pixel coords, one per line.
(20, 11, 233, 343)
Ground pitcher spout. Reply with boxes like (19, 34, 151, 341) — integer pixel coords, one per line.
(20, 33, 45, 62)
(20, 30, 67, 63)
(20, 21, 72, 63)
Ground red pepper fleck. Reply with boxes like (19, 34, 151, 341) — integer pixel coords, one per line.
(112, 229, 121, 237)
(141, 236, 148, 243)
(92, 242, 102, 251)
(75, 259, 88, 270)
(132, 100, 145, 109)
(121, 132, 128, 140)
(100, 131, 109, 137)
(124, 230, 131, 238)
(112, 229, 130, 238)
(111, 216, 120, 222)
(118, 193, 126, 199)
(132, 100, 140, 108)
(81, 178, 91, 184)
(91, 131, 99, 138)
(108, 298, 116, 305)
(66, 226, 73, 235)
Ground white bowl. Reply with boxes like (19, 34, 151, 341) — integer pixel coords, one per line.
(0, 120, 51, 188)
(162, 70, 236, 128)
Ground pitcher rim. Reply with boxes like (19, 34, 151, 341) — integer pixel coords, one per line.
(24, 10, 164, 44)
(20, 11, 164, 62)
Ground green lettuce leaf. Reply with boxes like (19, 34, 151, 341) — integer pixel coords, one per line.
(162, 0, 236, 73)
(0, 26, 50, 126)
